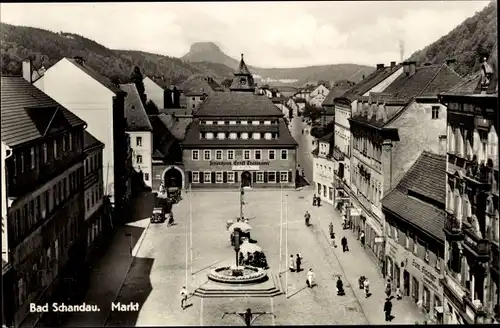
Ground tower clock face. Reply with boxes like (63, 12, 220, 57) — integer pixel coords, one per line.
(240, 78, 247, 85)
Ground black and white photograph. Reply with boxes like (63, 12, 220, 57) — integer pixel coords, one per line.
(1, 1, 498, 326)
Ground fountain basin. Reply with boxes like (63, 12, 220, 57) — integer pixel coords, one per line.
(207, 265, 267, 284)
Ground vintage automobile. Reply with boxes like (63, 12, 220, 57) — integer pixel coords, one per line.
(151, 193, 172, 224)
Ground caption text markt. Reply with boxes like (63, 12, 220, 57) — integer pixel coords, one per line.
(30, 302, 140, 313)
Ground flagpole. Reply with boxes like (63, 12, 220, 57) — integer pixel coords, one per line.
(285, 193, 289, 298)
(185, 194, 189, 291)
(279, 184, 283, 275)
(189, 183, 193, 277)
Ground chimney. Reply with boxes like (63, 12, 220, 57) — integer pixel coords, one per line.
(438, 135, 447, 155)
(390, 61, 396, 68)
(164, 88, 173, 108)
(403, 62, 410, 75)
(376, 63, 385, 70)
(445, 58, 457, 66)
(73, 56, 85, 66)
(408, 61, 417, 76)
(22, 59, 33, 83)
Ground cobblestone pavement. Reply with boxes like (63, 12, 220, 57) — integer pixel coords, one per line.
(290, 115, 314, 183)
(62, 192, 154, 327)
(106, 190, 370, 326)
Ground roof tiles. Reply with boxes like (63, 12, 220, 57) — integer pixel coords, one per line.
(120, 83, 153, 131)
(339, 65, 401, 101)
(194, 92, 285, 117)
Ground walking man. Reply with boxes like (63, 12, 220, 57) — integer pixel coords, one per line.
(341, 236, 349, 252)
(313, 194, 317, 206)
(384, 298, 393, 321)
(360, 230, 365, 247)
(180, 286, 188, 310)
(296, 253, 302, 273)
(385, 278, 392, 297)
(363, 277, 370, 298)
(329, 222, 334, 239)
(289, 254, 296, 272)
(306, 268, 315, 288)
(317, 196, 321, 207)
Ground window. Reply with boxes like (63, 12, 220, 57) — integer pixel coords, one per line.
(252, 121, 260, 125)
(216, 171, 223, 183)
(280, 171, 289, 182)
(405, 234, 410, 249)
(217, 121, 225, 125)
(192, 171, 200, 183)
(229, 133, 237, 140)
(30, 147, 35, 169)
(264, 133, 272, 140)
(254, 150, 262, 160)
(241, 120, 248, 125)
(62, 136, 66, 152)
(393, 227, 399, 241)
(264, 121, 271, 125)
(435, 257, 441, 272)
(204, 172, 211, 183)
(252, 133, 261, 140)
(229, 121, 237, 125)
(432, 106, 440, 119)
(227, 150, 234, 160)
(269, 150, 275, 160)
(69, 133, 73, 151)
(192, 104, 196, 109)
(144, 173, 149, 181)
(244, 150, 251, 160)
(413, 237, 418, 254)
(205, 121, 213, 125)
(53, 140, 58, 158)
(18, 278, 25, 306)
(423, 286, 431, 312)
(20, 153, 24, 173)
(241, 132, 249, 140)
(268, 171, 276, 183)
(136, 155, 143, 164)
(206, 132, 214, 139)
(204, 150, 211, 160)
(136, 137, 142, 146)
(227, 171, 235, 183)
(215, 150, 223, 160)
(425, 247, 430, 262)
(192, 97, 196, 101)
(192, 150, 199, 160)
(281, 149, 288, 160)
(256, 172, 264, 183)
(217, 132, 225, 140)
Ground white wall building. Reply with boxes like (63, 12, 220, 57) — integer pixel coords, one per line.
(143, 76, 165, 109)
(312, 132, 335, 205)
(1, 142, 12, 264)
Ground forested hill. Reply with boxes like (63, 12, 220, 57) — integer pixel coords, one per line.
(0, 23, 234, 85)
(407, 1, 497, 77)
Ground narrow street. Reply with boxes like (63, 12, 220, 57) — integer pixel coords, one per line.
(289, 115, 315, 184)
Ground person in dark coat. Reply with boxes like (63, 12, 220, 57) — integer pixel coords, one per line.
(341, 236, 349, 252)
(384, 299, 393, 321)
(313, 194, 317, 206)
(296, 254, 302, 273)
(317, 196, 321, 207)
(336, 277, 345, 296)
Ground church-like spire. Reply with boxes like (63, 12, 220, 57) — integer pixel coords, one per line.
(230, 52, 255, 92)
(238, 53, 251, 75)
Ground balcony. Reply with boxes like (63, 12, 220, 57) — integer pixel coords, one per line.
(463, 233, 490, 262)
(444, 211, 463, 240)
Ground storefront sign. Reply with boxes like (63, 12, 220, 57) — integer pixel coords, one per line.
(210, 160, 270, 167)
(409, 256, 442, 294)
(232, 165, 260, 171)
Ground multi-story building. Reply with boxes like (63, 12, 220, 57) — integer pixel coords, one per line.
(382, 151, 447, 323)
(348, 61, 463, 271)
(438, 45, 499, 324)
(2, 141, 13, 327)
(83, 131, 107, 259)
(181, 54, 298, 189)
(1, 76, 86, 327)
(312, 132, 335, 205)
(321, 81, 355, 126)
(120, 83, 154, 188)
(31, 57, 132, 213)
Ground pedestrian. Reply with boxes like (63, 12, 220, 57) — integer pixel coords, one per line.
(385, 278, 392, 297)
(363, 277, 370, 298)
(301, 168, 305, 177)
(384, 298, 393, 321)
(396, 287, 402, 300)
(356, 226, 361, 239)
(360, 230, 365, 247)
(306, 268, 315, 288)
(180, 286, 188, 309)
(329, 222, 334, 239)
(331, 232, 337, 247)
(317, 196, 321, 207)
(313, 194, 317, 206)
(239, 252, 244, 266)
(342, 216, 347, 229)
(336, 276, 345, 296)
(296, 253, 302, 273)
(289, 255, 296, 272)
(341, 236, 349, 252)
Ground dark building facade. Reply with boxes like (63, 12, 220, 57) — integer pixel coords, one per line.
(181, 55, 298, 189)
(1, 76, 86, 327)
(438, 44, 499, 324)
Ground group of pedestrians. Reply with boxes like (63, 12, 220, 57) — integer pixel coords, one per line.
(329, 221, 349, 252)
(312, 194, 321, 207)
(289, 253, 303, 273)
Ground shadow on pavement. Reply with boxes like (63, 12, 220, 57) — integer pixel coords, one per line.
(104, 257, 155, 327)
(125, 191, 155, 224)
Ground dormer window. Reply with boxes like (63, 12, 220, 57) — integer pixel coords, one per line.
(241, 132, 249, 140)
(229, 133, 237, 140)
(264, 121, 271, 125)
(241, 121, 248, 125)
(252, 133, 261, 140)
(205, 121, 213, 125)
(217, 121, 225, 125)
(217, 132, 225, 140)
(252, 121, 260, 125)
(206, 132, 214, 140)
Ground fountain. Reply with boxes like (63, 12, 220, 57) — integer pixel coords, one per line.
(207, 265, 267, 284)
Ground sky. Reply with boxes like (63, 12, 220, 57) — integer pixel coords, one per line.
(0, 1, 491, 68)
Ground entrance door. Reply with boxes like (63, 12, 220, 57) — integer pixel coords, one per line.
(165, 167, 183, 188)
(404, 270, 410, 296)
(241, 171, 252, 187)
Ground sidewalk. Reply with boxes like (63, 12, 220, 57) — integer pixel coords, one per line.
(62, 193, 152, 327)
(296, 186, 427, 325)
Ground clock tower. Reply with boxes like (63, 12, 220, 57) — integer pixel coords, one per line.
(229, 53, 256, 93)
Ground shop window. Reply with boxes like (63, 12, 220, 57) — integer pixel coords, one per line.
(268, 171, 276, 183)
(434, 296, 442, 319)
(317, 183, 322, 194)
(256, 172, 264, 183)
(215, 172, 223, 183)
(412, 276, 419, 302)
(192, 172, 200, 183)
(329, 187, 333, 200)
(323, 185, 327, 197)
(227, 172, 235, 183)
(280, 171, 288, 183)
(423, 286, 431, 312)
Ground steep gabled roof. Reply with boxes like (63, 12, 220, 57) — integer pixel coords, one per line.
(236, 54, 251, 75)
(382, 151, 446, 242)
(194, 92, 284, 117)
(322, 84, 353, 106)
(84, 131, 104, 151)
(66, 58, 122, 94)
(180, 74, 222, 95)
(120, 83, 153, 131)
(339, 64, 403, 101)
(1, 76, 86, 147)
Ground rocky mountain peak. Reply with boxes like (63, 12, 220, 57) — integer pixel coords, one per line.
(188, 42, 222, 54)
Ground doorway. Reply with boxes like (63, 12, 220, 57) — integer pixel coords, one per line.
(241, 171, 252, 187)
(164, 167, 183, 188)
(404, 270, 410, 296)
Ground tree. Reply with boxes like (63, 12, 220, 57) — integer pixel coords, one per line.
(221, 78, 233, 88)
(302, 104, 322, 122)
(317, 80, 330, 89)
